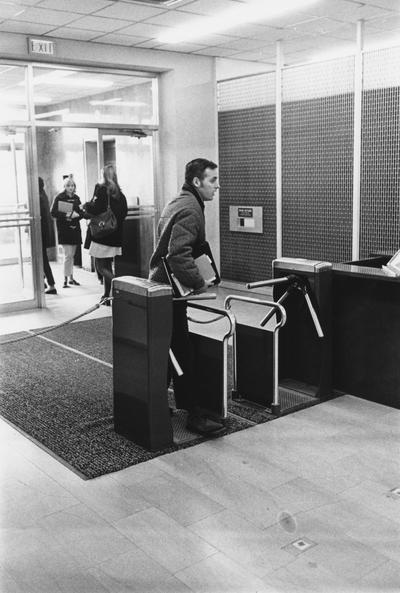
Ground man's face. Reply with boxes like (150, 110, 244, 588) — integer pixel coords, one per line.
(194, 167, 219, 202)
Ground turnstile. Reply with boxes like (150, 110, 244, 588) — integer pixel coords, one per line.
(113, 277, 174, 450)
(243, 258, 332, 414)
(272, 258, 332, 400)
(112, 277, 235, 450)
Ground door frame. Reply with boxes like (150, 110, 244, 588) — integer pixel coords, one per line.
(0, 125, 44, 313)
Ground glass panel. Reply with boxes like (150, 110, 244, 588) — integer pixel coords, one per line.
(0, 128, 34, 305)
(36, 126, 100, 273)
(33, 66, 157, 125)
(101, 133, 154, 207)
(0, 64, 28, 122)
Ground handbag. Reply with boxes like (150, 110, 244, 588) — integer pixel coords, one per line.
(89, 190, 117, 240)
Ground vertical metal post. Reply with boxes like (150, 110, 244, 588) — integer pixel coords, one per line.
(10, 134, 25, 287)
(276, 40, 283, 259)
(222, 337, 228, 417)
(352, 20, 363, 261)
(231, 329, 238, 398)
(271, 327, 281, 415)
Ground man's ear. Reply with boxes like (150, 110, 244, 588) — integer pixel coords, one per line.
(192, 176, 201, 188)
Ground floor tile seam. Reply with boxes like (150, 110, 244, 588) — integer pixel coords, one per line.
(11, 462, 83, 502)
(112, 513, 221, 575)
(28, 501, 84, 532)
(316, 549, 392, 587)
(61, 488, 153, 528)
(86, 546, 178, 583)
(180, 523, 297, 583)
(339, 498, 400, 529)
(27, 331, 112, 368)
(108, 467, 171, 488)
(183, 507, 234, 534)
(170, 548, 222, 577)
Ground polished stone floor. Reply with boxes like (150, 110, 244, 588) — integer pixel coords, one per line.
(0, 268, 399, 593)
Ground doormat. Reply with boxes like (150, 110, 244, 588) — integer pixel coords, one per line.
(0, 319, 274, 479)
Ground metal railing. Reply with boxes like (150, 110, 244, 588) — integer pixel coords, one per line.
(224, 295, 287, 415)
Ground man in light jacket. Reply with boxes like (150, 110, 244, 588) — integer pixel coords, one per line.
(149, 158, 224, 436)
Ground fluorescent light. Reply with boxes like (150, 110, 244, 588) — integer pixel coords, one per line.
(31, 69, 113, 89)
(90, 98, 121, 105)
(56, 78, 113, 88)
(0, 92, 51, 104)
(158, 0, 319, 43)
(31, 69, 72, 85)
(89, 98, 146, 107)
(35, 108, 70, 119)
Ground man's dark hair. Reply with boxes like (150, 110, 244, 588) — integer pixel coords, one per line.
(185, 158, 217, 184)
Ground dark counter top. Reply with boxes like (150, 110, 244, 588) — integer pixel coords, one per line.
(332, 262, 400, 283)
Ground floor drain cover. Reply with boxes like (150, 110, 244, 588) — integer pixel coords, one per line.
(283, 537, 317, 555)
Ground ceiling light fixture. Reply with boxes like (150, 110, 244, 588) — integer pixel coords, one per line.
(158, 0, 319, 43)
(89, 98, 146, 107)
(35, 108, 70, 119)
(30, 70, 113, 89)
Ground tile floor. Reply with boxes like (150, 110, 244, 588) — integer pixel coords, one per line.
(0, 268, 399, 593)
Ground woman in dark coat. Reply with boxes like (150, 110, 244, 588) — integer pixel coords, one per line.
(83, 164, 128, 304)
(39, 177, 57, 294)
(51, 176, 82, 288)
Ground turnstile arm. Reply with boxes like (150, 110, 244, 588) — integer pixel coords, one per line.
(174, 293, 217, 301)
(246, 276, 295, 289)
(260, 290, 290, 327)
(169, 349, 183, 376)
(303, 291, 324, 338)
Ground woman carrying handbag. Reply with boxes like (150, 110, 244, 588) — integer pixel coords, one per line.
(51, 175, 83, 288)
(83, 164, 128, 304)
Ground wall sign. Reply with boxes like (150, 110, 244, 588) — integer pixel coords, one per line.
(28, 38, 55, 56)
(229, 205, 263, 233)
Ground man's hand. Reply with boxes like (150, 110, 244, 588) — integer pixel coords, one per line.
(193, 284, 208, 295)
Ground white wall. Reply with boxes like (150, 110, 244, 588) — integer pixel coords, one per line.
(0, 33, 220, 266)
(216, 57, 273, 81)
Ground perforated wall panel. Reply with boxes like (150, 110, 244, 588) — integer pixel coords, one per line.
(281, 58, 354, 263)
(360, 47, 400, 258)
(218, 74, 276, 283)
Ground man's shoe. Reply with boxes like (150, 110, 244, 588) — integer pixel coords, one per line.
(69, 279, 80, 286)
(186, 413, 225, 437)
(45, 287, 57, 295)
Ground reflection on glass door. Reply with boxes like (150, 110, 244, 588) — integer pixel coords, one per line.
(98, 130, 156, 277)
(0, 128, 36, 309)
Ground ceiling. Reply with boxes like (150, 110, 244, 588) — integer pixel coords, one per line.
(0, 0, 399, 66)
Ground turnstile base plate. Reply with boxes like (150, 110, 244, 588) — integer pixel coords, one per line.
(278, 386, 319, 415)
(171, 410, 199, 445)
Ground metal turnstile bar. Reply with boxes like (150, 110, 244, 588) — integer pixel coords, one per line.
(224, 296, 287, 415)
(187, 301, 236, 419)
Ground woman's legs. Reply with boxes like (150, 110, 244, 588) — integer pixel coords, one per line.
(95, 257, 114, 298)
(63, 244, 76, 286)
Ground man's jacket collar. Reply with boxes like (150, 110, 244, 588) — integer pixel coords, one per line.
(181, 182, 205, 212)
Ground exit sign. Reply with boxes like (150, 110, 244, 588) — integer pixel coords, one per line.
(28, 38, 55, 56)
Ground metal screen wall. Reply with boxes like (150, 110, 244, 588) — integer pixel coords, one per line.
(281, 58, 354, 263)
(217, 46, 400, 282)
(218, 73, 276, 282)
(360, 46, 400, 258)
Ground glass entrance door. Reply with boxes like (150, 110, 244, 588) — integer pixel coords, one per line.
(0, 127, 39, 311)
(97, 130, 157, 277)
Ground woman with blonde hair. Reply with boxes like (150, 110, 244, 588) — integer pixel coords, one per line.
(51, 175, 82, 288)
(83, 164, 128, 304)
